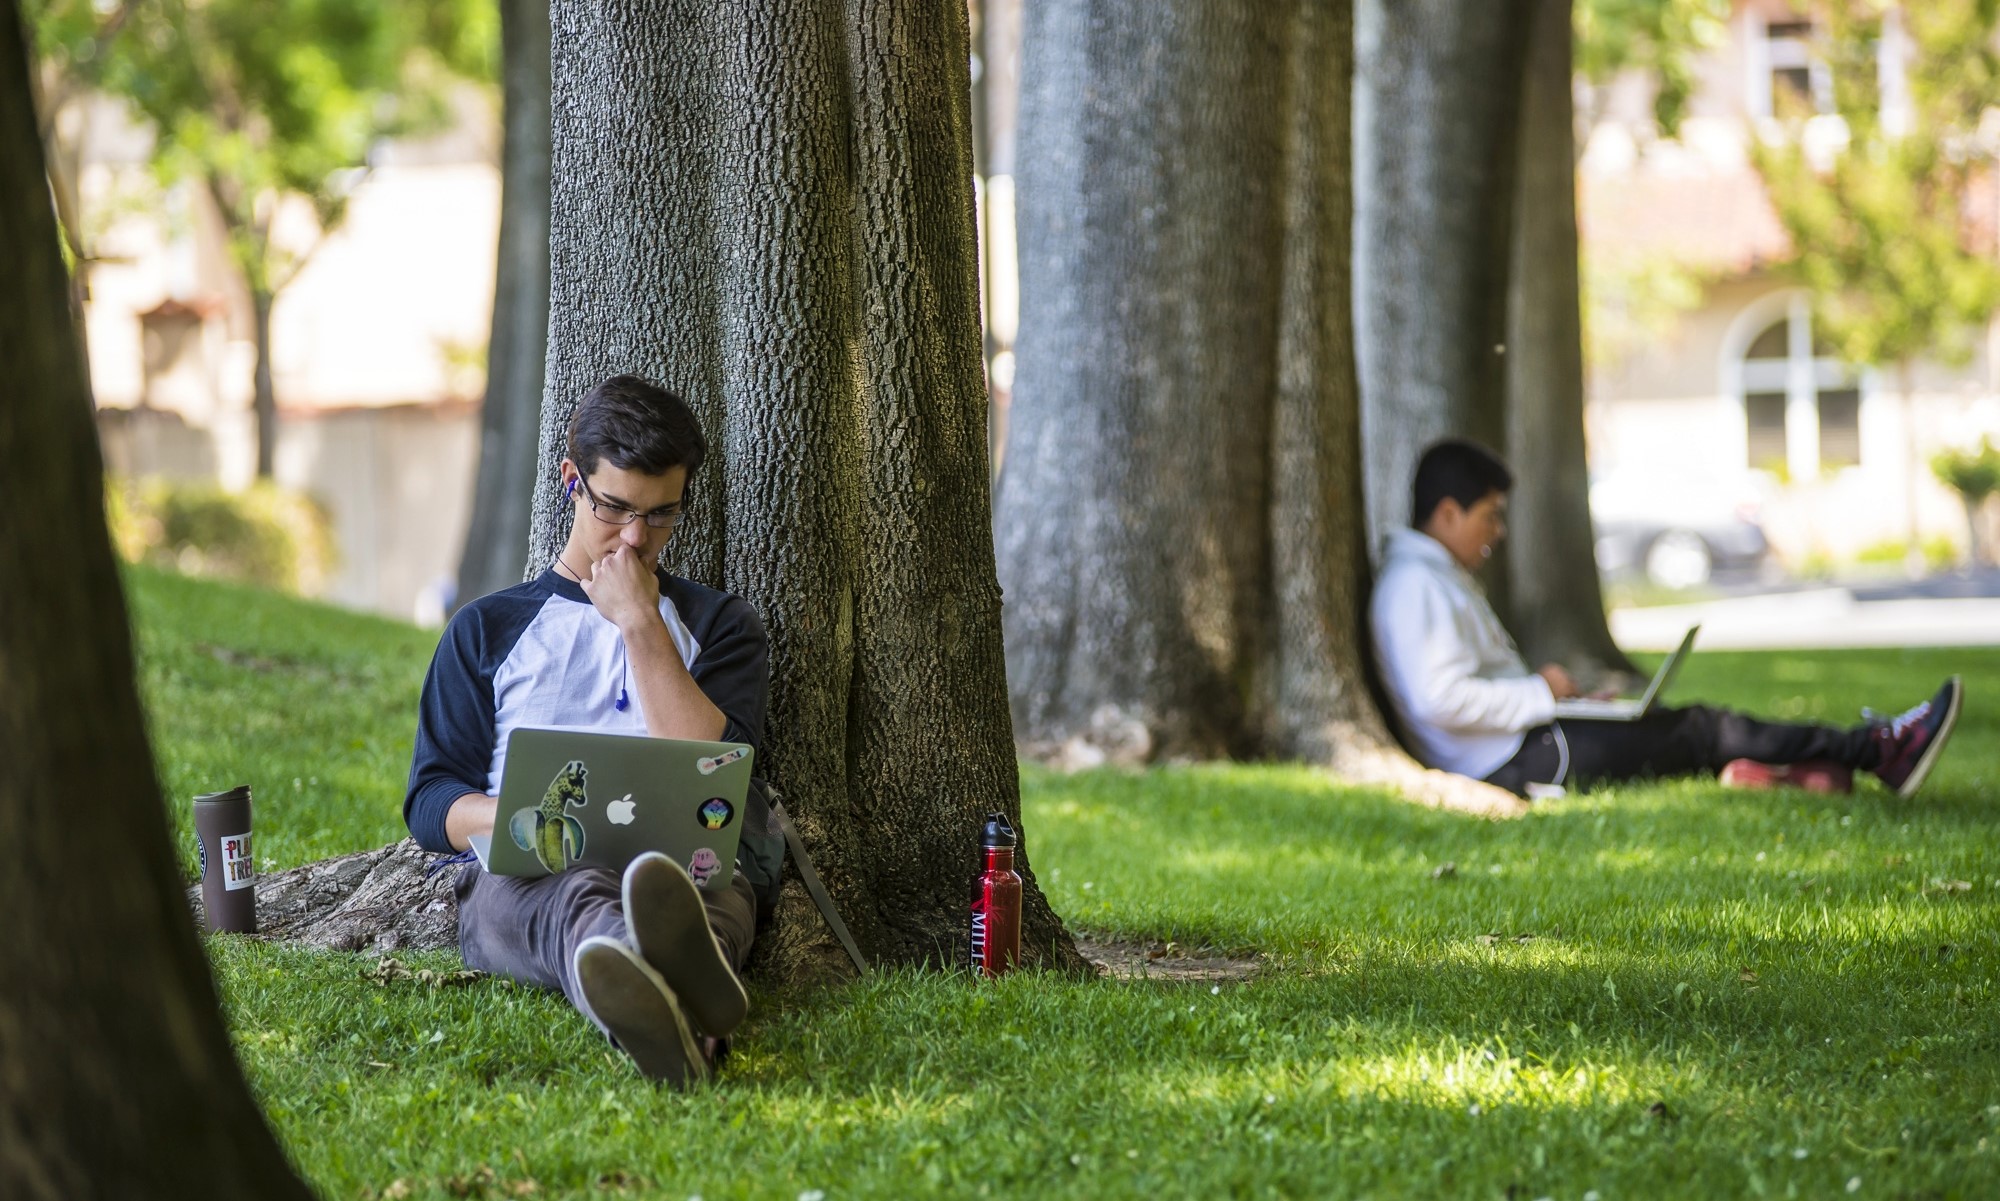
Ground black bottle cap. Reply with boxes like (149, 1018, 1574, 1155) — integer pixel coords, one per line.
(981, 812, 1017, 848)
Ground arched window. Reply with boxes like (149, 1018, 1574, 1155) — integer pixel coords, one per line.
(1731, 294, 1861, 479)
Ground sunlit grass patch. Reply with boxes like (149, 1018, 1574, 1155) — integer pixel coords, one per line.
(134, 568, 2000, 1198)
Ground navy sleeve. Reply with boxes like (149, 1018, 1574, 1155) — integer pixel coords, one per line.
(404, 606, 501, 853)
(690, 595, 769, 752)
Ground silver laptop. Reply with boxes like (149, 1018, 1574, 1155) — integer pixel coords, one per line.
(468, 727, 754, 891)
(1552, 626, 1700, 722)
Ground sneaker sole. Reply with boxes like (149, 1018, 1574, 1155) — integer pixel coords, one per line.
(1898, 676, 1963, 800)
(573, 936, 707, 1087)
(623, 853, 749, 1037)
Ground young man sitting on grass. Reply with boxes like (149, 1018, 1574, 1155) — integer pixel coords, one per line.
(1370, 439, 1962, 799)
(405, 374, 775, 1087)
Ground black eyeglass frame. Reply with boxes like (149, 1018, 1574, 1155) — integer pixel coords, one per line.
(574, 474, 686, 530)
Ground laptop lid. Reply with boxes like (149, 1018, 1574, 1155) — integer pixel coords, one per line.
(474, 727, 753, 893)
(1634, 624, 1700, 715)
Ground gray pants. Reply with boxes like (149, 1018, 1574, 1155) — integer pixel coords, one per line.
(454, 863, 758, 1031)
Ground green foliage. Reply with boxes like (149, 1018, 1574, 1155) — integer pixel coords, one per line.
(24, 0, 495, 297)
(1574, 0, 1731, 134)
(1753, 3, 2000, 371)
(110, 478, 338, 595)
(1933, 437, 2000, 504)
(129, 571, 2000, 1198)
(1581, 251, 1708, 372)
(1854, 535, 1960, 571)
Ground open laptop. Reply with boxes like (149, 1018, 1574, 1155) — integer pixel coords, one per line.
(468, 727, 754, 892)
(1552, 626, 1700, 722)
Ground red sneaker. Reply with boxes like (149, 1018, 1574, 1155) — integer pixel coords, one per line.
(1719, 759, 1854, 794)
(1871, 677, 1964, 799)
(1719, 759, 1783, 788)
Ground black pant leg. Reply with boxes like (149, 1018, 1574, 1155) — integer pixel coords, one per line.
(1703, 707, 1879, 769)
(1562, 704, 1878, 788)
(1561, 709, 1714, 786)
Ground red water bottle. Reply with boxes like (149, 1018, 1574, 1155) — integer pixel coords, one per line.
(970, 812, 1022, 977)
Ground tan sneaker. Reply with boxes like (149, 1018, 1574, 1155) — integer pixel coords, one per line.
(572, 935, 708, 1088)
(622, 852, 749, 1037)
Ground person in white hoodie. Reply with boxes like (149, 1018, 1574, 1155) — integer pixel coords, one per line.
(1370, 439, 1961, 799)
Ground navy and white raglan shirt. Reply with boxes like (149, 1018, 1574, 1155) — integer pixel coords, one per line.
(403, 569, 769, 855)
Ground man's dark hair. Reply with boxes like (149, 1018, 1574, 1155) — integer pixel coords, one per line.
(1411, 438, 1512, 526)
(567, 374, 707, 479)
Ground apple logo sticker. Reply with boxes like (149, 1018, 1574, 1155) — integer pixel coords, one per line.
(606, 794, 637, 825)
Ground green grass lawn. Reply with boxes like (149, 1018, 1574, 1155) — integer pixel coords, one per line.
(129, 565, 2000, 1199)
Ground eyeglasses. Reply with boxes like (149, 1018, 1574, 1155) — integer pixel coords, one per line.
(575, 475, 684, 529)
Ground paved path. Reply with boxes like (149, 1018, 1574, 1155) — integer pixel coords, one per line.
(1611, 585, 2000, 651)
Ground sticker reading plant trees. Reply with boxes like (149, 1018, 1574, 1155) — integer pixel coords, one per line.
(696, 747, 749, 776)
(219, 832, 255, 890)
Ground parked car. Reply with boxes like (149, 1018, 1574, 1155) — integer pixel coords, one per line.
(1589, 471, 1771, 590)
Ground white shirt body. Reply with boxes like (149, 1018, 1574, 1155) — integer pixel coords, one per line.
(1369, 527, 1556, 778)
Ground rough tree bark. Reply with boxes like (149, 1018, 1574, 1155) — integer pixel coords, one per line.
(995, 0, 1522, 816)
(526, 0, 1083, 977)
(0, 3, 312, 1194)
(1354, 0, 1532, 610)
(455, 0, 552, 606)
(1502, 0, 1634, 678)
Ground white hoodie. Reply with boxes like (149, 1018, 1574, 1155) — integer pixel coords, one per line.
(1369, 527, 1556, 778)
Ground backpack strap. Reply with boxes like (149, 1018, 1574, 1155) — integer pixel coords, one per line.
(772, 801, 869, 974)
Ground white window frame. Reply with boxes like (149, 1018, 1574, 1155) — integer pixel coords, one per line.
(1719, 289, 1866, 480)
(1745, 12, 1834, 120)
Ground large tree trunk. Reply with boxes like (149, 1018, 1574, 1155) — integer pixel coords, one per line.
(1000, 0, 1291, 761)
(996, 0, 1523, 815)
(455, 0, 552, 606)
(251, 285, 276, 479)
(1354, 0, 1532, 609)
(1502, 0, 1634, 678)
(531, 0, 1081, 978)
(0, 5, 312, 1194)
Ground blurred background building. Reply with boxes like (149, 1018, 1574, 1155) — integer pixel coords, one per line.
(1576, 0, 2000, 588)
(72, 87, 493, 623)
(55, 0, 2000, 621)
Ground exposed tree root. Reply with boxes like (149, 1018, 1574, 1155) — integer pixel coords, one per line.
(187, 839, 460, 953)
(1327, 745, 1530, 819)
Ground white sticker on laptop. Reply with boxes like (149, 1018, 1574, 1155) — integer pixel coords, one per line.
(696, 747, 749, 775)
(219, 832, 255, 891)
(688, 847, 721, 886)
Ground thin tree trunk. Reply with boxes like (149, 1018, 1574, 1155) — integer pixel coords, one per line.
(455, 0, 551, 605)
(0, 4, 313, 1193)
(1502, 0, 1634, 678)
(251, 286, 276, 479)
(1900, 359, 1923, 575)
(532, 0, 1081, 978)
(1354, 0, 1532, 611)
(997, 0, 1523, 816)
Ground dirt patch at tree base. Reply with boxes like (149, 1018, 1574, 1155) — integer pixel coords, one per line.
(1076, 937, 1261, 982)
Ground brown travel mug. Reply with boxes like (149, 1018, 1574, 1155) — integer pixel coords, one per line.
(193, 785, 257, 933)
